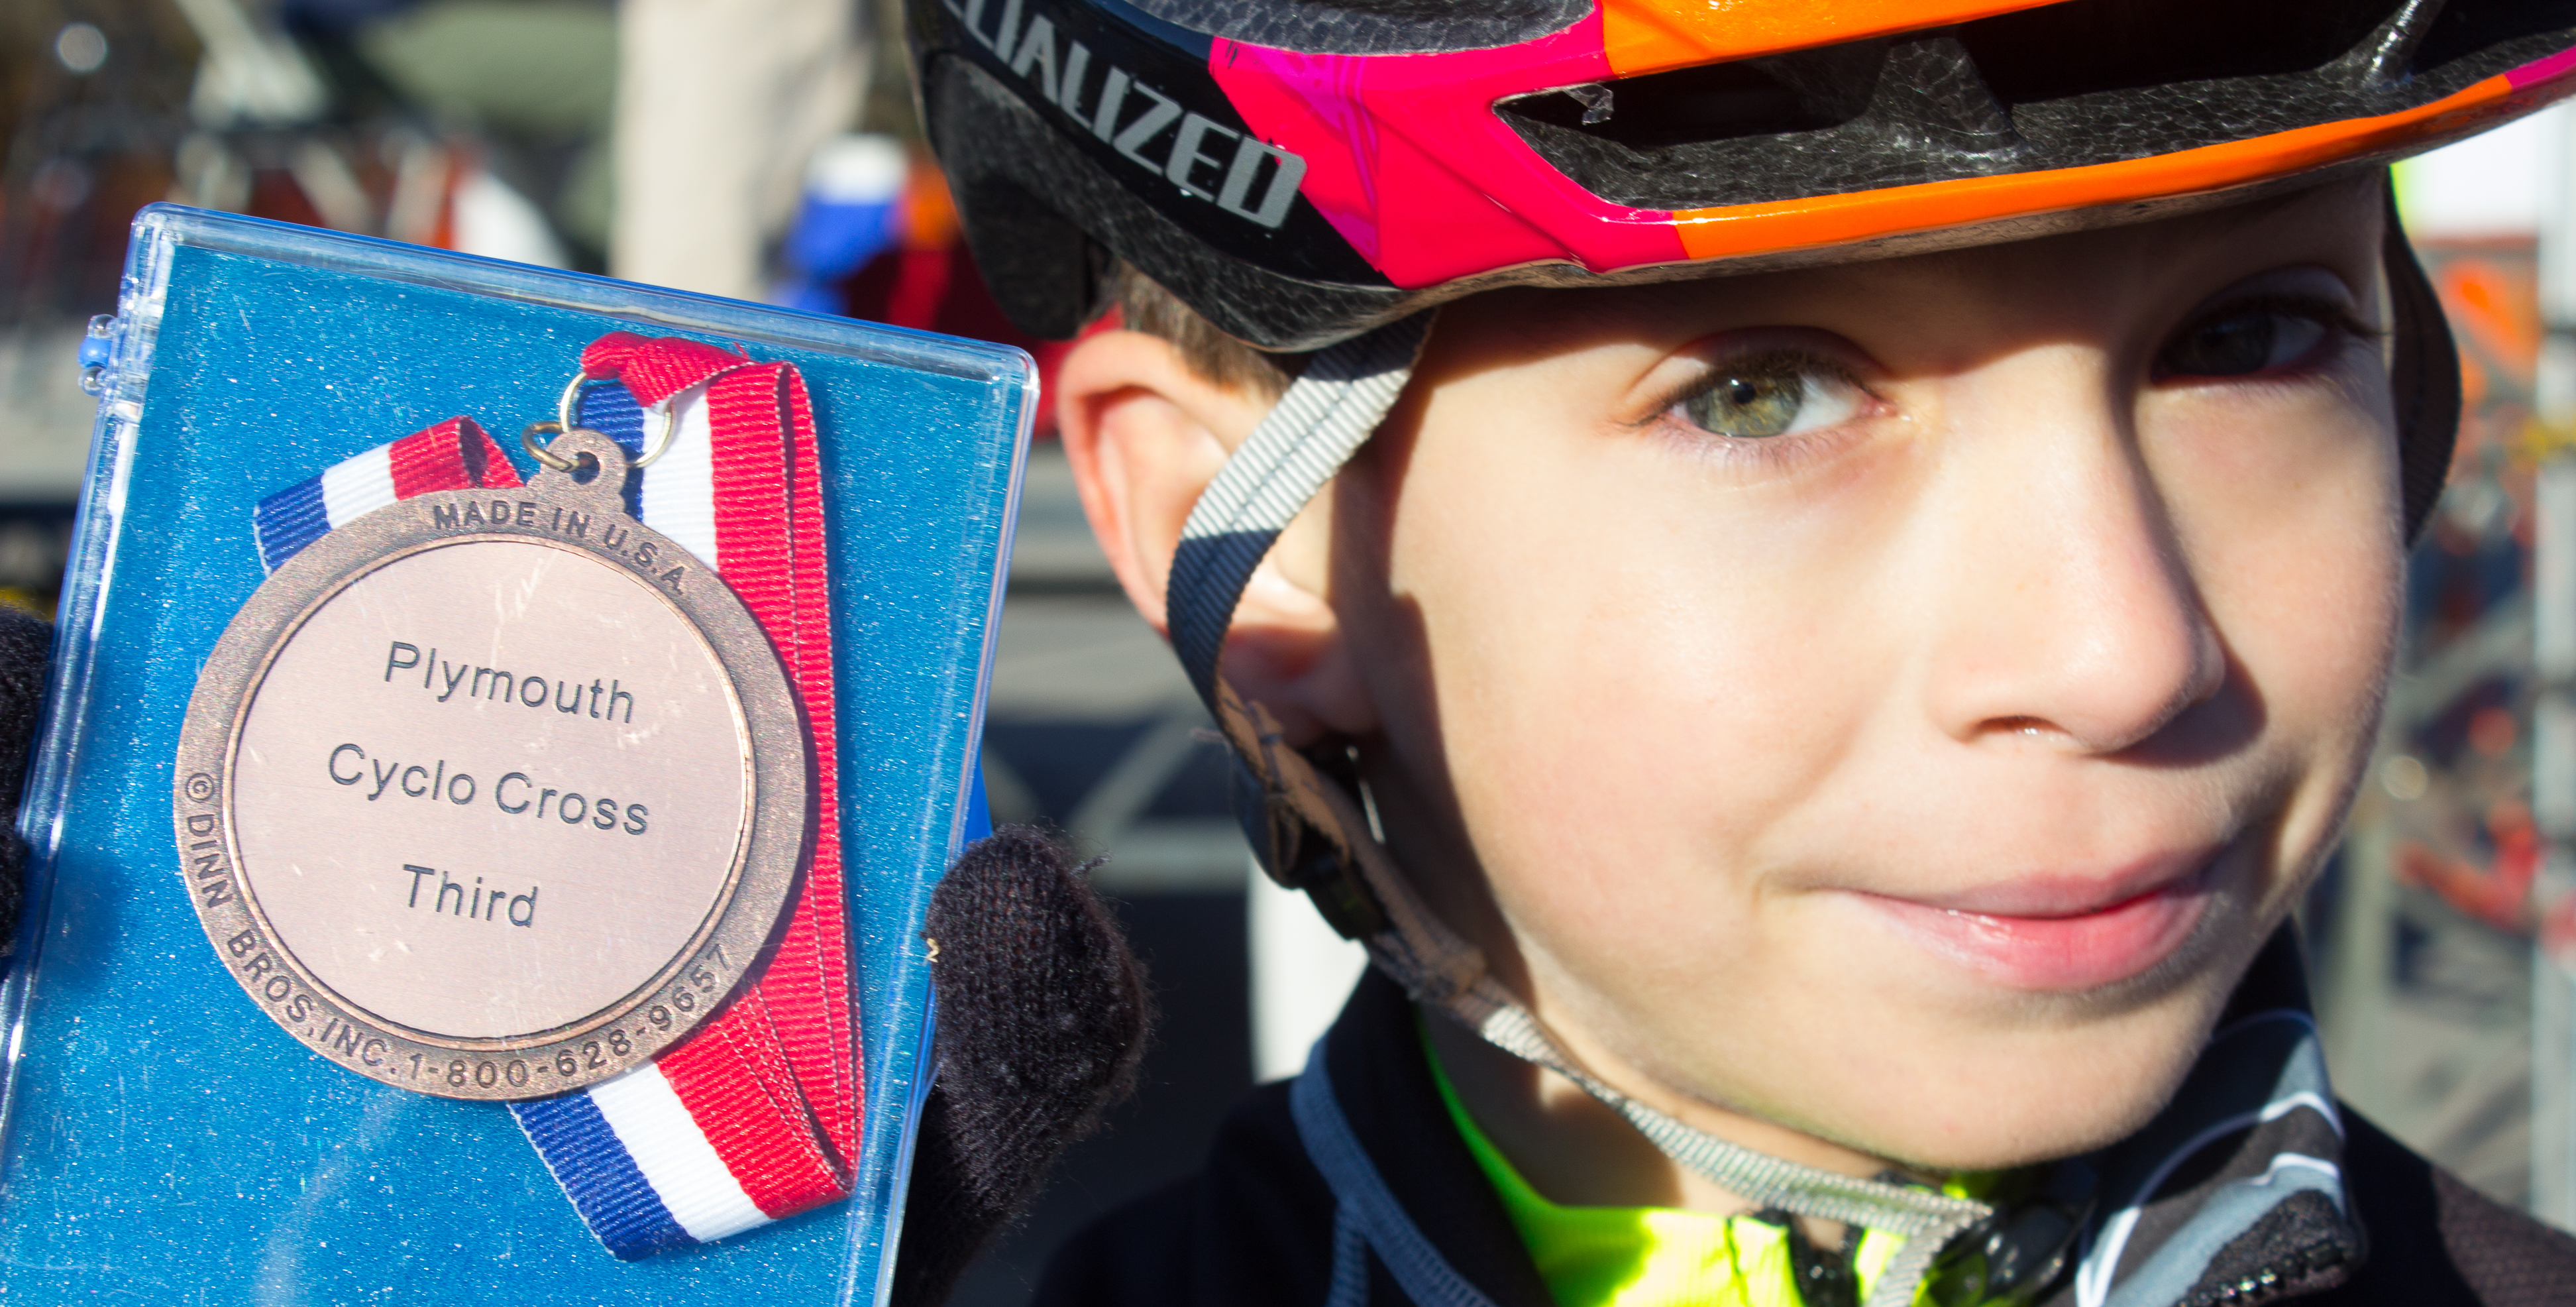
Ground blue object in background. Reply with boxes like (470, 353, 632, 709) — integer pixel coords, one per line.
(964, 763, 994, 847)
(0, 207, 1033, 1304)
(777, 135, 911, 315)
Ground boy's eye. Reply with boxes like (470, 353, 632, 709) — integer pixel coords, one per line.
(2157, 308, 2331, 378)
(1674, 360, 1864, 439)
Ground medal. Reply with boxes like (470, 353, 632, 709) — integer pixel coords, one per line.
(173, 334, 861, 1257)
(176, 427, 808, 1099)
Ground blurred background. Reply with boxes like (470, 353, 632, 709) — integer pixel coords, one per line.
(0, 1, 2571, 1300)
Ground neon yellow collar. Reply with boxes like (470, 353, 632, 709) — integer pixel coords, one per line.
(1422, 1021, 1986, 1307)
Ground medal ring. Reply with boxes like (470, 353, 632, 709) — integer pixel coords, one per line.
(555, 372, 680, 468)
(519, 420, 604, 478)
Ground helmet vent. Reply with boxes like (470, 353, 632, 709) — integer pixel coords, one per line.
(1121, 0, 1587, 55)
(2414, 1, 2576, 76)
(1959, 0, 2410, 104)
(1499, 51, 1868, 150)
(1497, 0, 2571, 213)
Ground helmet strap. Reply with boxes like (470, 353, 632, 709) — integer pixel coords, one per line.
(2384, 178, 2463, 543)
(1167, 313, 1435, 705)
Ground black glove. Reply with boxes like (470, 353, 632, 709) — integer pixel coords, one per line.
(894, 824, 1152, 1306)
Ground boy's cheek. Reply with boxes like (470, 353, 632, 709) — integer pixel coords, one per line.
(1389, 412, 1911, 862)
(2161, 383, 2402, 826)
(2189, 458, 2402, 926)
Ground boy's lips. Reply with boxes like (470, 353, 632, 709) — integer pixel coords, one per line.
(1848, 854, 2222, 992)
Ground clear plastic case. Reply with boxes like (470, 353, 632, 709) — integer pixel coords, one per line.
(0, 206, 1031, 1302)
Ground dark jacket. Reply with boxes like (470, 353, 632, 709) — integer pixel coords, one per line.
(1036, 937, 2576, 1307)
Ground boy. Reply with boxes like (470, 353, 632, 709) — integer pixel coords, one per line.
(907, 1, 2576, 1303)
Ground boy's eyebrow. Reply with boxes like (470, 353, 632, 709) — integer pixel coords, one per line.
(2157, 182, 2350, 243)
(2123, 172, 2392, 262)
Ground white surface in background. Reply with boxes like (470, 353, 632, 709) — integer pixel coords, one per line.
(805, 133, 908, 204)
(169, 0, 327, 126)
(54, 23, 108, 74)
(0, 329, 101, 496)
(454, 171, 569, 269)
(1251, 858, 1368, 1084)
(2397, 104, 2571, 237)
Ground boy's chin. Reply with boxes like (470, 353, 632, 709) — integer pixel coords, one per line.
(1777, 923, 2265, 1174)
(1854, 1007, 2227, 1174)
(1611, 898, 2277, 1177)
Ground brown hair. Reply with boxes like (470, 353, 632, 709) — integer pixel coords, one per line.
(1112, 264, 1299, 401)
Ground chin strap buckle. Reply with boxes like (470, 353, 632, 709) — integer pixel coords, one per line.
(1214, 678, 1388, 939)
(1919, 1159, 2097, 1307)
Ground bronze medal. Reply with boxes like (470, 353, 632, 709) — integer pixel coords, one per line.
(173, 431, 808, 1100)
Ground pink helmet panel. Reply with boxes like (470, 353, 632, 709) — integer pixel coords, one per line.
(1210, 9, 1694, 288)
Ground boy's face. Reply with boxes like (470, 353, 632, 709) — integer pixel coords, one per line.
(1343, 177, 2397, 1172)
(1065, 175, 2400, 1175)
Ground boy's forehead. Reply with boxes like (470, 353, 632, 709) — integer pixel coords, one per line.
(1503, 174, 2387, 335)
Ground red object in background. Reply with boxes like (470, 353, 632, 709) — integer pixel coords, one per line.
(247, 168, 328, 231)
(837, 159, 1073, 435)
(2398, 799, 2543, 932)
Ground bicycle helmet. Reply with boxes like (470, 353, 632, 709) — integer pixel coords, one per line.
(915, 0, 2576, 347)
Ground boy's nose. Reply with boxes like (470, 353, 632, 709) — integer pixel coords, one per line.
(1918, 379, 2226, 756)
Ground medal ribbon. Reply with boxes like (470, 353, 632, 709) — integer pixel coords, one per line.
(248, 337, 860, 1259)
(251, 416, 522, 568)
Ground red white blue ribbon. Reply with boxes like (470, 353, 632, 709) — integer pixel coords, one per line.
(252, 417, 521, 569)
(250, 338, 861, 1259)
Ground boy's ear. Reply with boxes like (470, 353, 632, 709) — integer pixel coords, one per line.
(1054, 329, 1378, 745)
